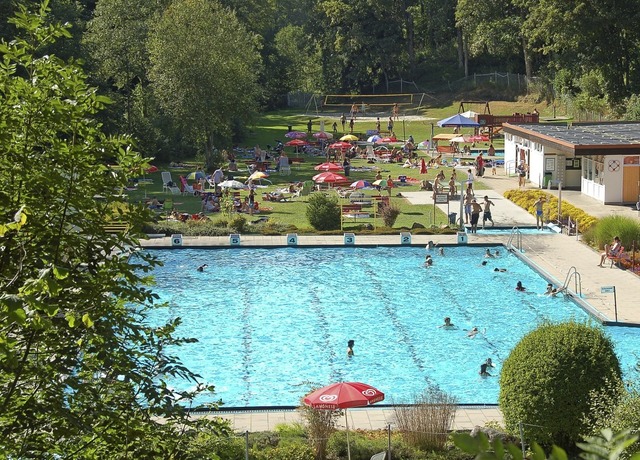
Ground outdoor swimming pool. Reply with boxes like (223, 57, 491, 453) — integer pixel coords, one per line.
(142, 246, 640, 408)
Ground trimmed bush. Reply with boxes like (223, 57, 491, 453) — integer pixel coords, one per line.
(499, 321, 621, 449)
(306, 193, 341, 231)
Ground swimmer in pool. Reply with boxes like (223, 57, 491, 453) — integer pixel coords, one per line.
(425, 255, 433, 266)
(481, 260, 488, 266)
(468, 327, 480, 338)
(479, 362, 492, 377)
(484, 248, 495, 258)
(439, 317, 456, 328)
(493, 267, 507, 272)
(197, 264, 208, 272)
(439, 247, 445, 256)
(515, 281, 526, 292)
(426, 240, 435, 250)
(347, 339, 355, 357)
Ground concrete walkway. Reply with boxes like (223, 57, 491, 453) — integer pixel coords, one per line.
(143, 170, 640, 433)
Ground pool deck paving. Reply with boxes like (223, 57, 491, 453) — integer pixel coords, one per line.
(142, 170, 640, 433)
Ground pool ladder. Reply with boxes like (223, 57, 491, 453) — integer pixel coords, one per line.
(561, 266, 582, 297)
(507, 226, 523, 252)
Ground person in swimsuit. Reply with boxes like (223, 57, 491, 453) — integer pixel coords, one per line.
(347, 339, 355, 357)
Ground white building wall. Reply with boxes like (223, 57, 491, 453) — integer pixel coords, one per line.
(504, 135, 517, 175)
(603, 156, 624, 203)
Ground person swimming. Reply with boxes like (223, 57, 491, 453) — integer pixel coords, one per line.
(439, 317, 456, 328)
(479, 362, 492, 377)
(515, 281, 526, 291)
(439, 247, 445, 256)
(425, 255, 433, 266)
(468, 327, 480, 338)
(493, 267, 507, 272)
(426, 240, 435, 250)
(347, 339, 355, 357)
(197, 264, 208, 272)
(484, 248, 495, 258)
(481, 260, 488, 266)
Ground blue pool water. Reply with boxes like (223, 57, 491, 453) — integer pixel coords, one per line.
(142, 246, 640, 408)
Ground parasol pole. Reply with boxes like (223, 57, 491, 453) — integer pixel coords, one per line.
(345, 409, 351, 460)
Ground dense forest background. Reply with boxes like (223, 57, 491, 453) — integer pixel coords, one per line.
(3, 0, 640, 161)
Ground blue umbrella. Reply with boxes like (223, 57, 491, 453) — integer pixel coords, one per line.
(367, 135, 381, 143)
(437, 113, 480, 128)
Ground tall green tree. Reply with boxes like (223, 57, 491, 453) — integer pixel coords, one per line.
(519, 0, 640, 104)
(148, 0, 262, 154)
(0, 3, 227, 457)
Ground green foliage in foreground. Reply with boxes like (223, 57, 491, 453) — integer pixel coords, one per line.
(499, 322, 622, 449)
(454, 428, 640, 460)
(0, 4, 226, 457)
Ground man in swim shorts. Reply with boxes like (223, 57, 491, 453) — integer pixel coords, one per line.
(482, 196, 494, 228)
(534, 197, 545, 229)
(470, 199, 482, 233)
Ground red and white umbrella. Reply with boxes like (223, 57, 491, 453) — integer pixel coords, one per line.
(285, 139, 308, 147)
(376, 137, 397, 144)
(312, 171, 348, 183)
(314, 162, 343, 171)
(329, 141, 352, 150)
(304, 382, 385, 460)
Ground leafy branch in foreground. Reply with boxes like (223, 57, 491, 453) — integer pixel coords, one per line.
(0, 2, 227, 458)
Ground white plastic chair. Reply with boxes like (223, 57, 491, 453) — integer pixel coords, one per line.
(162, 171, 181, 194)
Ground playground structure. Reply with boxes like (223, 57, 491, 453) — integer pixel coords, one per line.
(457, 101, 539, 139)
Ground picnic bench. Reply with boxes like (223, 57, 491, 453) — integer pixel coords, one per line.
(341, 204, 371, 227)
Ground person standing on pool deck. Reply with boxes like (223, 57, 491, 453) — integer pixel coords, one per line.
(347, 340, 355, 357)
(534, 196, 545, 229)
(470, 199, 482, 233)
(482, 195, 495, 228)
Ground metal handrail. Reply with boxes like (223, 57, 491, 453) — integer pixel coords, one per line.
(507, 226, 523, 252)
(562, 266, 582, 297)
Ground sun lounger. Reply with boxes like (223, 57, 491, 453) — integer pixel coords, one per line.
(607, 246, 627, 268)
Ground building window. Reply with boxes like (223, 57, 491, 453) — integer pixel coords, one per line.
(583, 156, 604, 184)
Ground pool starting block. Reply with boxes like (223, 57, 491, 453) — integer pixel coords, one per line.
(229, 234, 241, 246)
(171, 234, 183, 247)
(400, 232, 412, 245)
(344, 233, 355, 245)
(286, 233, 298, 246)
(457, 232, 468, 244)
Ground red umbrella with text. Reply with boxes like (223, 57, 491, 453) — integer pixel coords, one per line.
(285, 139, 308, 147)
(304, 381, 385, 460)
(312, 171, 348, 184)
(329, 141, 352, 150)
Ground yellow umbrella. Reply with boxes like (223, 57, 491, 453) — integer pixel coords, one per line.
(248, 171, 268, 181)
(340, 134, 358, 141)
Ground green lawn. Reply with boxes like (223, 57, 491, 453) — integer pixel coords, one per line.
(130, 100, 539, 231)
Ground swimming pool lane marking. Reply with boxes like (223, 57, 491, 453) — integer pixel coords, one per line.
(307, 284, 340, 382)
(239, 286, 254, 406)
(359, 254, 437, 388)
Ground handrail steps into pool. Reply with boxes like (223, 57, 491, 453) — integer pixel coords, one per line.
(507, 226, 523, 252)
(562, 266, 583, 297)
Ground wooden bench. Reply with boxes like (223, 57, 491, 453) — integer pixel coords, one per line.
(104, 221, 130, 234)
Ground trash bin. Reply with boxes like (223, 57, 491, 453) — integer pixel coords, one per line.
(448, 213, 457, 225)
(543, 172, 552, 188)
